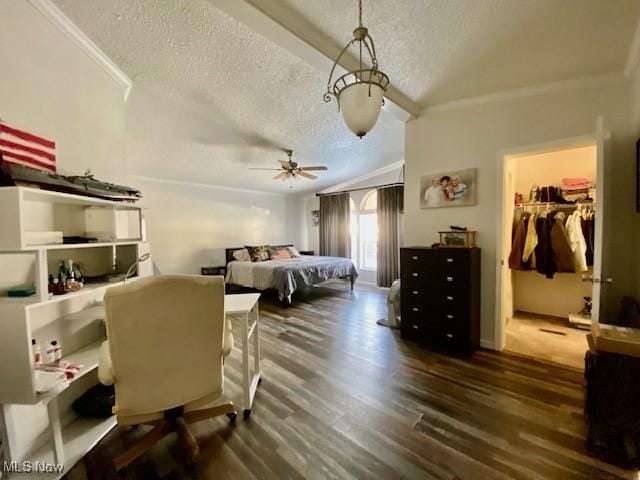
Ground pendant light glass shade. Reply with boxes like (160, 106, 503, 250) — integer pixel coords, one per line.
(339, 82, 384, 138)
(324, 0, 389, 138)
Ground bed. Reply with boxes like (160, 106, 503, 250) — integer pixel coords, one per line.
(225, 246, 358, 305)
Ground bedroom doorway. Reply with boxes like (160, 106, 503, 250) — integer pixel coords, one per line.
(350, 189, 378, 284)
(495, 117, 611, 369)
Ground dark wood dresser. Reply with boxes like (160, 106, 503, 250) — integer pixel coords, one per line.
(400, 247, 480, 355)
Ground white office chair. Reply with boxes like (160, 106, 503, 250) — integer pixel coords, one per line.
(98, 274, 235, 471)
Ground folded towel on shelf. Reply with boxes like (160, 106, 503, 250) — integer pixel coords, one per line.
(563, 177, 590, 188)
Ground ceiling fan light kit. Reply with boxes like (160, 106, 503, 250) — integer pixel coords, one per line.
(249, 149, 328, 188)
(324, 0, 390, 138)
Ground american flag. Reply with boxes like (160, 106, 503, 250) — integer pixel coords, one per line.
(0, 121, 56, 172)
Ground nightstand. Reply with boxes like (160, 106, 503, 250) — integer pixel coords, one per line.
(201, 266, 226, 276)
(299, 250, 315, 256)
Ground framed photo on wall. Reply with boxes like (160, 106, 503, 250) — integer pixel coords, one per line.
(420, 168, 477, 209)
(311, 209, 320, 226)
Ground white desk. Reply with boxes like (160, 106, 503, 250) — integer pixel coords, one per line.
(225, 293, 261, 418)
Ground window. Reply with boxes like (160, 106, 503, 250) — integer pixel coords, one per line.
(350, 190, 377, 271)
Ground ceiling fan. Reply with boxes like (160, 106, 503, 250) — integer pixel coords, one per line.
(249, 149, 328, 181)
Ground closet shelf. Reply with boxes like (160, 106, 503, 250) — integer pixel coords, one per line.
(515, 201, 594, 208)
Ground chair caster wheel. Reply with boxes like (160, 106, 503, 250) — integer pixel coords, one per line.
(227, 411, 237, 424)
(243, 409, 251, 419)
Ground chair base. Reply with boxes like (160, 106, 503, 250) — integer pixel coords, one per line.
(113, 401, 236, 472)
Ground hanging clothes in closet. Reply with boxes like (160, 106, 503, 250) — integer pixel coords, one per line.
(509, 206, 585, 278)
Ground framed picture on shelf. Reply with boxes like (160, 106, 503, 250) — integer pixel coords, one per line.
(420, 168, 476, 209)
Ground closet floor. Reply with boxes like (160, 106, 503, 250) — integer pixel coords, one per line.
(505, 311, 588, 370)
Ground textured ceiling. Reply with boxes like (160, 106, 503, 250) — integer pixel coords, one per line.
(267, 0, 640, 106)
(52, 0, 404, 193)
(52, 0, 639, 193)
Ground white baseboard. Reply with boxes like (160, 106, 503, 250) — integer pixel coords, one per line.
(480, 338, 497, 350)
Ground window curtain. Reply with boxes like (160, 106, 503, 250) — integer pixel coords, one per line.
(319, 193, 351, 258)
(377, 185, 404, 287)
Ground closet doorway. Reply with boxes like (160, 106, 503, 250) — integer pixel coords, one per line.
(496, 120, 610, 370)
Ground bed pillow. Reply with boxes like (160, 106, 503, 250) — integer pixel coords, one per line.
(270, 247, 292, 260)
(232, 248, 251, 262)
(245, 245, 272, 262)
(287, 246, 301, 258)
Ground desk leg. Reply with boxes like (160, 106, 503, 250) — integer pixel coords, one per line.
(253, 303, 261, 383)
(241, 312, 251, 418)
(47, 397, 65, 465)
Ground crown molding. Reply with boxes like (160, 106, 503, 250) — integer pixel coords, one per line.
(625, 17, 640, 78)
(127, 174, 297, 197)
(27, 0, 133, 100)
(421, 72, 625, 114)
(318, 160, 404, 194)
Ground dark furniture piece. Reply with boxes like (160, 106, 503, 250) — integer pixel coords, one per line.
(585, 348, 640, 466)
(299, 250, 315, 256)
(201, 266, 226, 276)
(400, 247, 480, 355)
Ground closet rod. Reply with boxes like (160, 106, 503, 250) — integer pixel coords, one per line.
(316, 182, 404, 197)
(515, 201, 594, 208)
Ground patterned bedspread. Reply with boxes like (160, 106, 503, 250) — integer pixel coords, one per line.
(225, 256, 358, 301)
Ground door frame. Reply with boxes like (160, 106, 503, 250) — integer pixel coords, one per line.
(494, 134, 598, 351)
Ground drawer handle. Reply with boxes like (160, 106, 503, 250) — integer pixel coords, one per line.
(446, 296, 454, 301)
(412, 255, 418, 260)
(412, 273, 419, 277)
(412, 290, 419, 295)
(412, 324, 419, 330)
(412, 307, 419, 312)
(446, 257, 454, 263)
(446, 276, 454, 282)
(446, 314, 454, 320)
(446, 333, 454, 339)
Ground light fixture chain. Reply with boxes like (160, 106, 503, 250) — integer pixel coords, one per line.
(358, 0, 362, 27)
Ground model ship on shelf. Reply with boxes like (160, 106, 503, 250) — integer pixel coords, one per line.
(0, 160, 141, 202)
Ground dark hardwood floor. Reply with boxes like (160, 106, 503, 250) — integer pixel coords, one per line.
(66, 281, 637, 480)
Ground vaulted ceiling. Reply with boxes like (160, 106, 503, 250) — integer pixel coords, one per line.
(52, 0, 640, 193)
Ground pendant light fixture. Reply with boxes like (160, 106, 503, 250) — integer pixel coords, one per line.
(324, 0, 390, 138)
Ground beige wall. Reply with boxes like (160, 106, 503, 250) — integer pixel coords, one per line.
(405, 77, 638, 346)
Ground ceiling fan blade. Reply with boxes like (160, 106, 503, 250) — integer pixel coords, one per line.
(298, 171, 317, 180)
(273, 172, 288, 180)
(279, 160, 290, 169)
(249, 168, 283, 171)
(299, 166, 328, 171)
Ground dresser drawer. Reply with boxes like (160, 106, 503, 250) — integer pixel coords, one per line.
(436, 270, 470, 290)
(435, 250, 471, 271)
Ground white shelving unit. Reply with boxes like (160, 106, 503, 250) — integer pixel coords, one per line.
(0, 187, 152, 479)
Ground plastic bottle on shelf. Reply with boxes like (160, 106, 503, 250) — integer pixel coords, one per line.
(45, 342, 56, 363)
(52, 340, 62, 362)
(32, 339, 42, 366)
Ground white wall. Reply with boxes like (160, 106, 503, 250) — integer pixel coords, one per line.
(131, 176, 304, 273)
(0, 1, 127, 182)
(405, 77, 639, 347)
